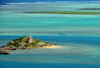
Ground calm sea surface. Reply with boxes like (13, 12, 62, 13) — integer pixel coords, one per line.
(0, 1, 100, 68)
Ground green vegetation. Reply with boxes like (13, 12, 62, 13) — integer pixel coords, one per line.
(31, 43, 37, 45)
(7, 41, 21, 47)
(34, 39, 41, 43)
(7, 42, 12, 46)
(23, 11, 100, 15)
(31, 39, 42, 45)
(45, 42, 49, 44)
(10, 47, 12, 48)
(25, 44, 29, 47)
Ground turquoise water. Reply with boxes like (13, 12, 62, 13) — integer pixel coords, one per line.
(1, 13, 100, 36)
(0, 1, 100, 68)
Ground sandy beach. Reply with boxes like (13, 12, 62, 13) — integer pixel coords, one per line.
(43, 45, 62, 48)
(26, 45, 62, 49)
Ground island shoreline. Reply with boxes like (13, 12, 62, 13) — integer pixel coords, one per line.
(0, 36, 61, 55)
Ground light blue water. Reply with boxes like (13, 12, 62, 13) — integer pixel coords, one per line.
(0, 1, 100, 68)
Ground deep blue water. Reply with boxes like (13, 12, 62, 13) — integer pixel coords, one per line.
(1, 0, 100, 5)
(1, 0, 100, 3)
(0, 35, 100, 45)
(0, 61, 100, 68)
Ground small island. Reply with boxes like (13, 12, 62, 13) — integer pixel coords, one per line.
(0, 36, 59, 55)
(78, 8, 100, 10)
(23, 11, 100, 15)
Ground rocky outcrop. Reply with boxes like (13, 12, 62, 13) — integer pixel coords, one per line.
(27, 36, 34, 43)
(0, 36, 54, 55)
(0, 49, 10, 55)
